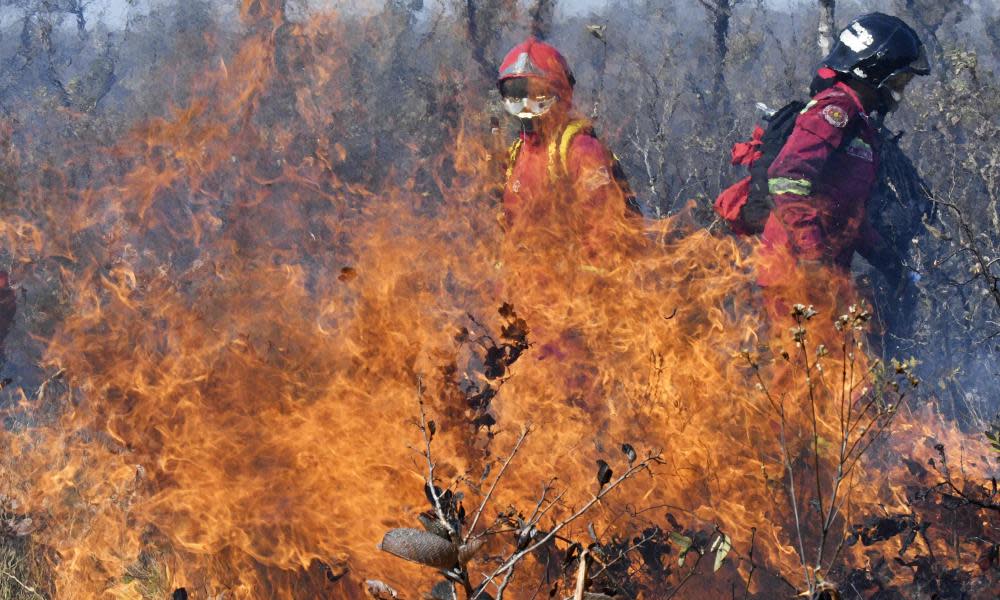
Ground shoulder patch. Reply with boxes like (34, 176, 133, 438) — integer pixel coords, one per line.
(844, 138, 874, 162)
(822, 105, 850, 128)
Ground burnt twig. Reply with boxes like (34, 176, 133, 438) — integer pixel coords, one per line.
(472, 452, 663, 599)
(465, 425, 532, 544)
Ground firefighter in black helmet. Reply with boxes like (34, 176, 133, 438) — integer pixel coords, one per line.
(814, 13, 931, 113)
(756, 13, 930, 333)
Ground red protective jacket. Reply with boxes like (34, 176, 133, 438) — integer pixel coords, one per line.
(501, 121, 637, 267)
(758, 81, 885, 285)
(502, 126, 622, 226)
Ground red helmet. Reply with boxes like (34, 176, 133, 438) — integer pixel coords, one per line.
(497, 38, 575, 100)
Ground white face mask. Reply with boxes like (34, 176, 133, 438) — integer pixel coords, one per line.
(502, 95, 557, 119)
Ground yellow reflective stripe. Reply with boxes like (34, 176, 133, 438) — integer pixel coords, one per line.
(505, 138, 524, 180)
(799, 99, 818, 114)
(506, 121, 592, 183)
(559, 121, 588, 171)
(769, 177, 813, 196)
(848, 138, 871, 150)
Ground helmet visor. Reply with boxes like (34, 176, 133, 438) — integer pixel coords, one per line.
(500, 78, 559, 119)
(502, 95, 558, 120)
(906, 44, 931, 76)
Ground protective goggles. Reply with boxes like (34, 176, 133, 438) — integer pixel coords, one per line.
(500, 77, 559, 119)
(502, 94, 558, 119)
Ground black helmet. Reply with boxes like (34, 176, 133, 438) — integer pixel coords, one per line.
(823, 13, 930, 89)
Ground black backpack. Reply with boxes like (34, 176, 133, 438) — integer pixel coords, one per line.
(870, 130, 936, 259)
(729, 99, 867, 234)
(739, 101, 808, 234)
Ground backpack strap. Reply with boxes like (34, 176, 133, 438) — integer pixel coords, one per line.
(547, 119, 592, 181)
(738, 99, 865, 234)
(504, 121, 587, 183)
(505, 137, 524, 181)
(547, 119, 642, 214)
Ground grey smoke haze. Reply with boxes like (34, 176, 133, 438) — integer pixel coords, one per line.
(5, 0, 996, 32)
(0, 0, 930, 31)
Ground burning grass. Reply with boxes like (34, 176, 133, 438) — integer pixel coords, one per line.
(0, 3, 995, 599)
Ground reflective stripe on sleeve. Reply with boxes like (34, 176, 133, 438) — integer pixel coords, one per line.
(768, 177, 813, 196)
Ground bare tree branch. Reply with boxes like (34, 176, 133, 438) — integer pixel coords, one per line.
(817, 0, 836, 56)
(416, 379, 459, 540)
(472, 452, 662, 599)
(0, 567, 45, 600)
(465, 425, 532, 544)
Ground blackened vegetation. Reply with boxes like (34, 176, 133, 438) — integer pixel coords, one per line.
(561, 516, 745, 599)
(595, 459, 612, 489)
(443, 304, 530, 437)
(0, 494, 52, 600)
(834, 439, 1000, 598)
(743, 303, 995, 598)
(851, 513, 928, 549)
(384, 355, 757, 599)
(0, 496, 35, 540)
(489, 304, 530, 381)
(378, 388, 688, 599)
(601, 526, 674, 586)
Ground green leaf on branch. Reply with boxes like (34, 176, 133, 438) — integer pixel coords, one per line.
(669, 532, 693, 566)
(710, 533, 732, 572)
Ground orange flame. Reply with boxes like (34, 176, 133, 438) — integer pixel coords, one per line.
(0, 6, 993, 600)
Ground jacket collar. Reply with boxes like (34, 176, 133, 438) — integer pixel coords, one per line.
(833, 81, 871, 122)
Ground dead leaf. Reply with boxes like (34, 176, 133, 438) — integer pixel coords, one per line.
(379, 528, 459, 568)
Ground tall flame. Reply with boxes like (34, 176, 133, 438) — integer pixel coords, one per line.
(0, 5, 992, 600)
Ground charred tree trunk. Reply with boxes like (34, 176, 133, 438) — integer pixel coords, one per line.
(709, 0, 730, 108)
(241, 0, 287, 23)
(697, 0, 736, 112)
(464, 0, 496, 81)
(529, 0, 557, 40)
(818, 0, 836, 57)
(461, 1, 519, 82)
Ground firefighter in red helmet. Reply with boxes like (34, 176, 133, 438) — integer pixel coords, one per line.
(495, 38, 641, 385)
(497, 37, 639, 268)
